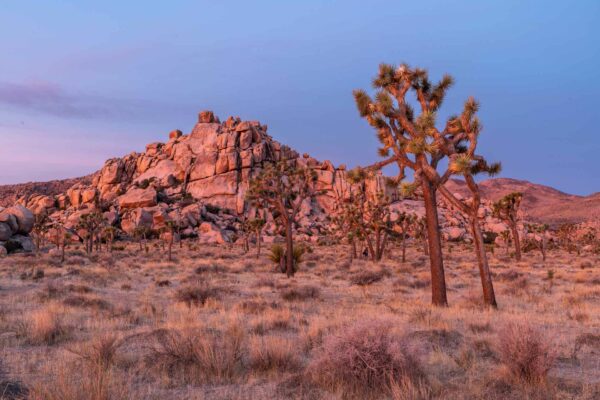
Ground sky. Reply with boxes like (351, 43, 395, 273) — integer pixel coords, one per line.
(0, 1, 598, 195)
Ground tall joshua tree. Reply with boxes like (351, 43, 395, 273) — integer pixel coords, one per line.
(355, 63, 499, 306)
(246, 160, 319, 277)
(492, 192, 523, 261)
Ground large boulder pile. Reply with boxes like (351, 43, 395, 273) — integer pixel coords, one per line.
(0, 205, 35, 255)
(8, 110, 525, 248)
(13, 111, 377, 244)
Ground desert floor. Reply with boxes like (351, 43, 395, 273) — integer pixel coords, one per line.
(0, 241, 598, 399)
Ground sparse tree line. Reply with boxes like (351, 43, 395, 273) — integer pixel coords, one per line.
(24, 61, 600, 311)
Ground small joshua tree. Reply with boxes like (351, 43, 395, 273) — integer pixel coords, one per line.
(556, 223, 577, 254)
(31, 213, 50, 256)
(77, 212, 105, 254)
(499, 229, 512, 255)
(330, 171, 362, 263)
(413, 216, 428, 256)
(47, 220, 71, 263)
(246, 160, 319, 277)
(162, 220, 177, 261)
(133, 225, 152, 253)
(492, 192, 523, 261)
(396, 212, 416, 263)
(102, 226, 118, 253)
(526, 223, 549, 262)
(248, 217, 266, 258)
(332, 167, 393, 263)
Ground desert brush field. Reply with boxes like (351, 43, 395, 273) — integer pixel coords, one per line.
(0, 241, 598, 400)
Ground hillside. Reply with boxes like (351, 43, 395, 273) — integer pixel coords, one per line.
(445, 178, 600, 225)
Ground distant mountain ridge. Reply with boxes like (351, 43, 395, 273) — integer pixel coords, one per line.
(445, 177, 599, 226)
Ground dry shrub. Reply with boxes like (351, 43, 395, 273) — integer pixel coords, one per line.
(21, 305, 70, 345)
(309, 320, 424, 398)
(146, 325, 244, 384)
(69, 335, 122, 370)
(411, 329, 463, 352)
(496, 269, 523, 282)
(37, 281, 67, 301)
(349, 270, 386, 286)
(495, 322, 556, 385)
(572, 333, 600, 358)
(194, 263, 226, 274)
(280, 285, 320, 301)
(175, 284, 220, 307)
(28, 358, 129, 400)
(248, 335, 301, 373)
(0, 359, 28, 400)
(503, 276, 529, 296)
(253, 276, 276, 288)
(389, 376, 433, 400)
(63, 295, 112, 311)
(251, 309, 295, 334)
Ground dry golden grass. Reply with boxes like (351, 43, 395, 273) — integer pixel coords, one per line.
(0, 240, 598, 399)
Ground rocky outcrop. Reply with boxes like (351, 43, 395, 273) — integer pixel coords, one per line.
(0, 205, 34, 254)
(0, 175, 93, 208)
(1, 110, 549, 251)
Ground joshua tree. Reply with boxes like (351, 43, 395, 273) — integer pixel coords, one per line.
(396, 212, 416, 263)
(492, 192, 523, 261)
(499, 229, 511, 255)
(354, 63, 499, 306)
(102, 226, 118, 253)
(332, 168, 393, 263)
(435, 137, 502, 306)
(31, 213, 50, 256)
(133, 226, 152, 254)
(246, 160, 319, 277)
(526, 223, 549, 262)
(47, 220, 71, 263)
(77, 212, 105, 254)
(247, 217, 266, 258)
(413, 216, 428, 256)
(556, 223, 578, 254)
(162, 220, 177, 261)
(330, 171, 362, 263)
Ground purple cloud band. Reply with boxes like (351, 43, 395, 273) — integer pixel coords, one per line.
(0, 81, 185, 120)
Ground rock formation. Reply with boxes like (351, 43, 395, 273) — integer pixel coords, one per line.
(5, 110, 574, 251)
(0, 205, 35, 254)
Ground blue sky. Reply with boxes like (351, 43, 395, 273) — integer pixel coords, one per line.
(0, 1, 598, 195)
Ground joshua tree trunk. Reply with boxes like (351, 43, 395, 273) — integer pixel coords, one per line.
(510, 223, 521, 261)
(351, 239, 357, 262)
(541, 235, 547, 262)
(168, 235, 173, 261)
(470, 217, 497, 307)
(285, 218, 294, 277)
(61, 242, 66, 263)
(366, 237, 376, 262)
(401, 232, 407, 263)
(255, 229, 262, 258)
(421, 180, 448, 306)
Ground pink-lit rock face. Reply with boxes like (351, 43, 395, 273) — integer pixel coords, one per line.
(4, 110, 526, 249)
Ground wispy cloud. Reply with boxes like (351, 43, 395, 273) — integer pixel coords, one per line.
(0, 80, 185, 120)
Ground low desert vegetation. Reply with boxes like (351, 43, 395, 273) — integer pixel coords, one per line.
(0, 240, 598, 399)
